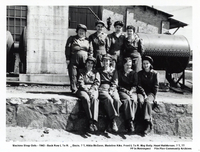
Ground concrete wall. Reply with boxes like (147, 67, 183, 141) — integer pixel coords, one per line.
(102, 6, 170, 34)
(26, 6, 68, 74)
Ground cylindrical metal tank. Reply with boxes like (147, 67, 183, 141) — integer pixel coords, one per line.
(138, 33, 191, 73)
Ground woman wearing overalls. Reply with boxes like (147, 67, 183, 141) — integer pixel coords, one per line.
(76, 56, 100, 133)
(98, 54, 122, 132)
(65, 24, 92, 94)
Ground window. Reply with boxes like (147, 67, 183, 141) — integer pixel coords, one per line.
(7, 6, 27, 42)
(69, 6, 102, 30)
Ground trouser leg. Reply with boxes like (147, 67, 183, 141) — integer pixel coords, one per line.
(76, 91, 92, 120)
(144, 94, 154, 121)
(99, 91, 118, 119)
(119, 92, 136, 120)
(68, 62, 77, 92)
(138, 94, 154, 121)
(112, 90, 122, 115)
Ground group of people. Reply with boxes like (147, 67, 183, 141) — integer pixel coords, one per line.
(65, 20, 159, 135)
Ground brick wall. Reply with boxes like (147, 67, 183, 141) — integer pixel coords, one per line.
(26, 6, 68, 74)
(102, 6, 170, 34)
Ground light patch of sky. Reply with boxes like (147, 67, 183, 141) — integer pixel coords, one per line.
(153, 6, 193, 50)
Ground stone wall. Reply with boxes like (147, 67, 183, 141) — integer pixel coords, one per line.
(6, 97, 192, 137)
(26, 6, 68, 74)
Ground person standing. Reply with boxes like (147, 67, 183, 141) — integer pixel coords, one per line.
(137, 56, 159, 135)
(89, 20, 109, 69)
(76, 56, 100, 133)
(65, 24, 92, 94)
(107, 21, 125, 70)
(98, 54, 122, 132)
(124, 25, 144, 72)
(118, 57, 138, 132)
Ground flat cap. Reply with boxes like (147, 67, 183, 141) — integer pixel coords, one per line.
(95, 20, 105, 27)
(114, 21, 124, 27)
(76, 24, 87, 32)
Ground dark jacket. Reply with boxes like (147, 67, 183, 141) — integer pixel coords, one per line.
(118, 69, 138, 93)
(137, 69, 159, 97)
(107, 32, 125, 56)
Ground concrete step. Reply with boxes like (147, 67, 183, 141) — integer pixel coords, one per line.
(6, 92, 192, 137)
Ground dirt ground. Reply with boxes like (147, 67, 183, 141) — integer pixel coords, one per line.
(6, 126, 192, 142)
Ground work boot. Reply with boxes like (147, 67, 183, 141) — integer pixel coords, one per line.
(111, 118, 118, 132)
(144, 120, 152, 135)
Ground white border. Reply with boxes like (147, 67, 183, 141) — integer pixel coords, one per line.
(1, 0, 200, 152)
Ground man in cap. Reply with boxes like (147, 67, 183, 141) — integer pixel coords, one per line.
(89, 20, 109, 69)
(107, 21, 126, 70)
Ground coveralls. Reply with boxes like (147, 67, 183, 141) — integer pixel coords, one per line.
(89, 32, 109, 69)
(98, 68, 122, 120)
(65, 35, 92, 92)
(76, 68, 100, 122)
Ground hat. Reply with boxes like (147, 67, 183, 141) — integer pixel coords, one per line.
(102, 54, 112, 61)
(95, 20, 105, 27)
(86, 56, 96, 64)
(114, 21, 124, 27)
(76, 24, 87, 33)
(142, 56, 153, 65)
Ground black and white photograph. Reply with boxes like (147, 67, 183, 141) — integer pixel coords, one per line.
(2, 1, 200, 152)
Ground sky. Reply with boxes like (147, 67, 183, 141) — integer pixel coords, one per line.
(153, 6, 193, 50)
